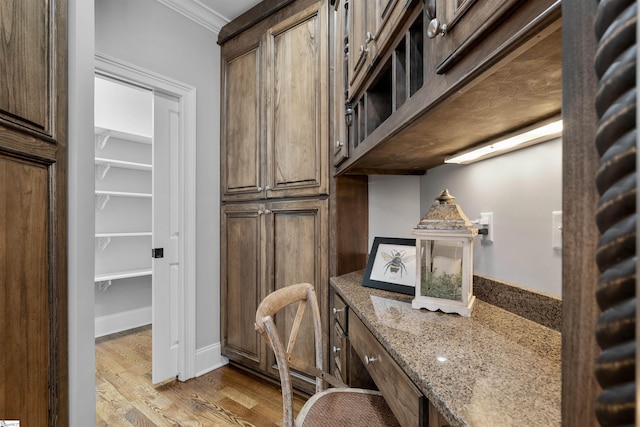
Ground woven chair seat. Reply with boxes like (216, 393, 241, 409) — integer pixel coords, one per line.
(296, 388, 400, 427)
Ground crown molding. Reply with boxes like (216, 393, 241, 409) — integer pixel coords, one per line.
(155, 0, 229, 34)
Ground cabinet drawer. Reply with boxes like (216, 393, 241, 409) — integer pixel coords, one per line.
(332, 292, 348, 330)
(332, 322, 348, 380)
(349, 314, 427, 427)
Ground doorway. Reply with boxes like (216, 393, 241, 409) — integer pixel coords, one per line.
(94, 54, 197, 383)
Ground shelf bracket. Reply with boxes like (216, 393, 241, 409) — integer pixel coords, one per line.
(98, 236, 111, 251)
(96, 163, 111, 181)
(96, 194, 110, 211)
(95, 130, 111, 150)
(97, 280, 112, 292)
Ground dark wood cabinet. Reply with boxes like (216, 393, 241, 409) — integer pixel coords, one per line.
(219, 2, 331, 391)
(221, 199, 328, 393)
(221, 44, 262, 201)
(221, 1, 328, 202)
(329, 290, 349, 382)
(429, 0, 527, 74)
(264, 4, 329, 199)
(220, 203, 265, 372)
(347, 0, 407, 98)
(0, 1, 54, 136)
(334, 0, 561, 175)
(263, 199, 328, 393)
(347, 0, 376, 91)
(332, 0, 350, 165)
(0, 0, 67, 425)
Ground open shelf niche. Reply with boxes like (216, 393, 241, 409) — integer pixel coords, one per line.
(94, 75, 154, 337)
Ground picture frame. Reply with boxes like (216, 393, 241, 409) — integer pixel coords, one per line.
(362, 237, 417, 295)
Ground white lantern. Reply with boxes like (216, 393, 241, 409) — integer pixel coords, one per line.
(412, 189, 477, 316)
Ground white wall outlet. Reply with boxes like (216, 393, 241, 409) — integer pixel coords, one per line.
(480, 212, 494, 243)
(552, 211, 562, 250)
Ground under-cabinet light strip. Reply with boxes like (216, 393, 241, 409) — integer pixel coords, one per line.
(444, 119, 563, 164)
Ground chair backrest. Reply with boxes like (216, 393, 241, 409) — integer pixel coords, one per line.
(255, 283, 335, 427)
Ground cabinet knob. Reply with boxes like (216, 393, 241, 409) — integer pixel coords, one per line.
(258, 209, 263, 215)
(427, 18, 447, 38)
(335, 140, 344, 149)
(265, 185, 271, 191)
(332, 346, 341, 353)
(365, 31, 375, 44)
(359, 44, 368, 55)
(425, 0, 436, 20)
(333, 307, 344, 314)
(264, 209, 271, 214)
(364, 355, 377, 365)
(257, 186, 263, 192)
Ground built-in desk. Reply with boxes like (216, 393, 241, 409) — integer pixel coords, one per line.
(330, 271, 561, 427)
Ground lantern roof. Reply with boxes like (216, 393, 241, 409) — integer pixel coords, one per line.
(416, 189, 475, 231)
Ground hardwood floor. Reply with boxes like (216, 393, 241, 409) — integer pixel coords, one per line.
(95, 326, 306, 426)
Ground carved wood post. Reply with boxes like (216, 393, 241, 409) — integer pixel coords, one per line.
(593, 0, 637, 424)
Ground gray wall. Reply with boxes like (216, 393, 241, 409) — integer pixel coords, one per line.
(94, 279, 152, 317)
(68, 0, 96, 425)
(69, 1, 222, 424)
(95, 0, 221, 348)
(368, 175, 422, 245)
(370, 138, 562, 296)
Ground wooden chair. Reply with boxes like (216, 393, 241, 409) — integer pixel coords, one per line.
(255, 282, 400, 427)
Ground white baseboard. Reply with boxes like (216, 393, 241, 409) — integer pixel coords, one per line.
(95, 306, 152, 338)
(195, 342, 228, 377)
(95, 307, 227, 377)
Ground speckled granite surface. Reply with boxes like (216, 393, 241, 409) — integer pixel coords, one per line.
(331, 271, 561, 427)
(473, 274, 562, 331)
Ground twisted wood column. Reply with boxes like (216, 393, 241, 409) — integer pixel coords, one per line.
(593, 0, 637, 424)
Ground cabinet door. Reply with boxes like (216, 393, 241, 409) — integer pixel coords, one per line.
(264, 198, 328, 393)
(348, 0, 369, 82)
(372, 0, 403, 56)
(0, 1, 52, 136)
(220, 203, 267, 371)
(431, 0, 521, 74)
(1, 158, 51, 426)
(347, 0, 406, 98)
(333, 0, 349, 165)
(264, 2, 328, 199)
(221, 44, 264, 201)
(0, 1, 67, 425)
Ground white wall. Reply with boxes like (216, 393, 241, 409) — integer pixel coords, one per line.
(369, 138, 562, 297)
(95, 0, 221, 351)
(94, 76, 153, 136)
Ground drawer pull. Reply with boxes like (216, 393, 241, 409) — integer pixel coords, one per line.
(333, 307, 344, 314)
(333, 346, 341, 353)
(364, 355, 378, 365)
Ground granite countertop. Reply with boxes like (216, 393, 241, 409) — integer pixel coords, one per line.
(331, 271, 561, 427)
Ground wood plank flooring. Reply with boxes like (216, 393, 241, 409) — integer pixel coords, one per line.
(96, 326, 306, 426)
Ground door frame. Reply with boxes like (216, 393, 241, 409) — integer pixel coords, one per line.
(95, 52, 197, 381)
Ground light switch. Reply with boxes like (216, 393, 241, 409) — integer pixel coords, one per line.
(552, 211, 562, 250)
